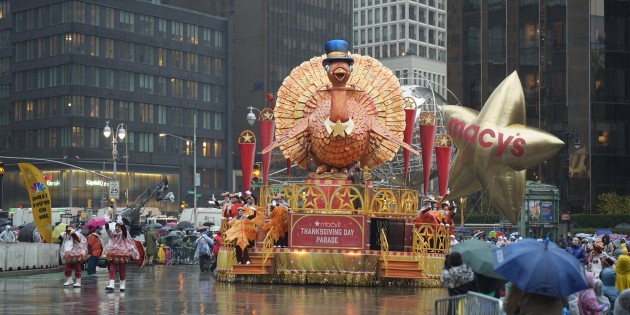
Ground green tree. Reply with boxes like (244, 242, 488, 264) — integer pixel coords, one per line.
(597, 192, 630, 214)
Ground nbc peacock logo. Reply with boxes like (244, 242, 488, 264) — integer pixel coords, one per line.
(29, 182, 47, 193)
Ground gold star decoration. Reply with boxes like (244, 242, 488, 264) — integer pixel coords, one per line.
(435, 134, 452, 147)
(443, 72, 564, 223)
(261, 108, 274, 120)
(403, 96, 416, 109)
(331, 187, 357, 210)
(331, 119, 347, 137)
(238, 130, 256, 144)
(299, 186, 325, 210)
(420, 112, 437, 125)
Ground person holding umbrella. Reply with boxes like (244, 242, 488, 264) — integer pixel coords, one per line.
(85, 227, 103, 275)
(104, 221, 139, 291)
(144, 227, 158, 266)
(61, 226, 88, 287)
(440, 251, 476, 296)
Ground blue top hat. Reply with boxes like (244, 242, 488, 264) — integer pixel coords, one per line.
(323, 39, 354, 64)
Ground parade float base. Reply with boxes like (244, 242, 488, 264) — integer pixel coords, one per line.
(215, 246, 445, 287)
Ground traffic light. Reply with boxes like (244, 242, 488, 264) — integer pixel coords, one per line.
(181, 201, 186, 210)
(0, 161, 4, 177)
(87, 198, 92, 209)
(110, 198, 115, 208)
(252, 162, 262, 183)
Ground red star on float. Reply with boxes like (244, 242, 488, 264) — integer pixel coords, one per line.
(442, 72, 564, 223)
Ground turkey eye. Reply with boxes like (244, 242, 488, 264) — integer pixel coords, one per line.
(325, 64, 330, 72)
(349, 65, 353, 72)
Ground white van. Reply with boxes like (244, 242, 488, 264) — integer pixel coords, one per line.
(179, 208, 222, 228)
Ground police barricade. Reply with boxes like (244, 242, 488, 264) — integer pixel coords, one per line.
(5, 243, 25, 271)
(0, 243, 6, 271)
(434, 291, 501, 315)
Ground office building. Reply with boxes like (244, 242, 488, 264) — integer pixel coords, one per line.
(163, 0, 353, 185)
(353, 0, 447, 98)
(0, 0, 233, 216)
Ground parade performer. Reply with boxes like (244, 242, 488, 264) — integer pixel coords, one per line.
(225, 193, 244, 219)
(214, 191, 230, 208)
(225, 207, 257, 264)
(104, 221, 139, 291)
(265, 193, 290, 247)
(61, 226, 88, 287)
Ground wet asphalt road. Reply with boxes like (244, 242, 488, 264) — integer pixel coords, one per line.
(0, 265, 447, 314)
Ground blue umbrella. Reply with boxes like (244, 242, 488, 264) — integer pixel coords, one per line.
(493, 238, 587, 298)
(160, 226, 172, 232)
(595, 229, 613, 236)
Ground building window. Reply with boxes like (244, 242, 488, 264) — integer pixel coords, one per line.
(139, 74, 154, 93)
(72, 126, 84, 148)
(214, 58, 222, 76)
(119, 11, 134, 32)
(171, 78, 183, 97)
(87, 97, 99, 117)
(186, 81, 198, 100)
(213, 140, 223, 158)
(138, 133, 154, 152)
(104, 38, 114, 58)
(138, 14, 154, 36)
(213, 112, 223, 131)
(105, 7, 115, 29)
(213, 30, 222, 49)
(118, 41, 134, 62)
(158, 48, 166, 66)
(0, 1, 9, 20)
(172, 50, 183, 69)
(104, 99, 114, 119)
(49, 128, 57, 149)
(172, 21, 184, 41)
(186, 53, 197, 71)
(157, 105, 166, 124)
(187, 24, 198, 44)
(139, 103, 154, 123)
(119, 101, 134, 121)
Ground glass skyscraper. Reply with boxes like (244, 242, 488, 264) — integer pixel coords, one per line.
(448, 0, 630, 213)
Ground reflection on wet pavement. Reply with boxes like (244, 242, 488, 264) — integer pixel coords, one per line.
(0, 265, 448, 314)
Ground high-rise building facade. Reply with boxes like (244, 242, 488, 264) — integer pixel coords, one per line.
(163, 0, 353, 186)
(353, 0, 447, 98)
(448, 0, 630, 213)
(0, 0, 233, 215)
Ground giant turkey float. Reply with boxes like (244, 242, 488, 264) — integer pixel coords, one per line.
(214, 40, 563, 287)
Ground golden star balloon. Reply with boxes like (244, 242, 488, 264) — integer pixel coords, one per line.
(443, 71, 564, 223)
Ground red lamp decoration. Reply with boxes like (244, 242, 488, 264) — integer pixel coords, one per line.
(419, 112, 437, 195)
(258, 108, 275, 185)
(238, 130, 257, 192)
(402, 96, 417, 182)
(434, 133, 453, 196)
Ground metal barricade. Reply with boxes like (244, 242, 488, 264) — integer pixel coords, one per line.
(435, 292, 501, 315)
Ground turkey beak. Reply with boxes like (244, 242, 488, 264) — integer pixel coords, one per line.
(333, 67, 348, 82)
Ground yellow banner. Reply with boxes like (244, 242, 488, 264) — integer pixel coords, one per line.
(18, 163, 52, 243)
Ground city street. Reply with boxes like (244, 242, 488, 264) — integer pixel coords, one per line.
(0, 265, 447, 314)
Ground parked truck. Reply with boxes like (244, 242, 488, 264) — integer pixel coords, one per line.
(179, 208, 222, 228)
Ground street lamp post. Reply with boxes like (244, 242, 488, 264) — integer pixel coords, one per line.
(160, 113, 197, 224)
(103, 121, 127, 219)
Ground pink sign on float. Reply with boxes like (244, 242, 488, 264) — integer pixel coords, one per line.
(289, 214, 365, 249)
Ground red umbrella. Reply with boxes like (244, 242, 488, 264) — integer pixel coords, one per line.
(85, 217, 107, 231)
(166, 222, 178, 227)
